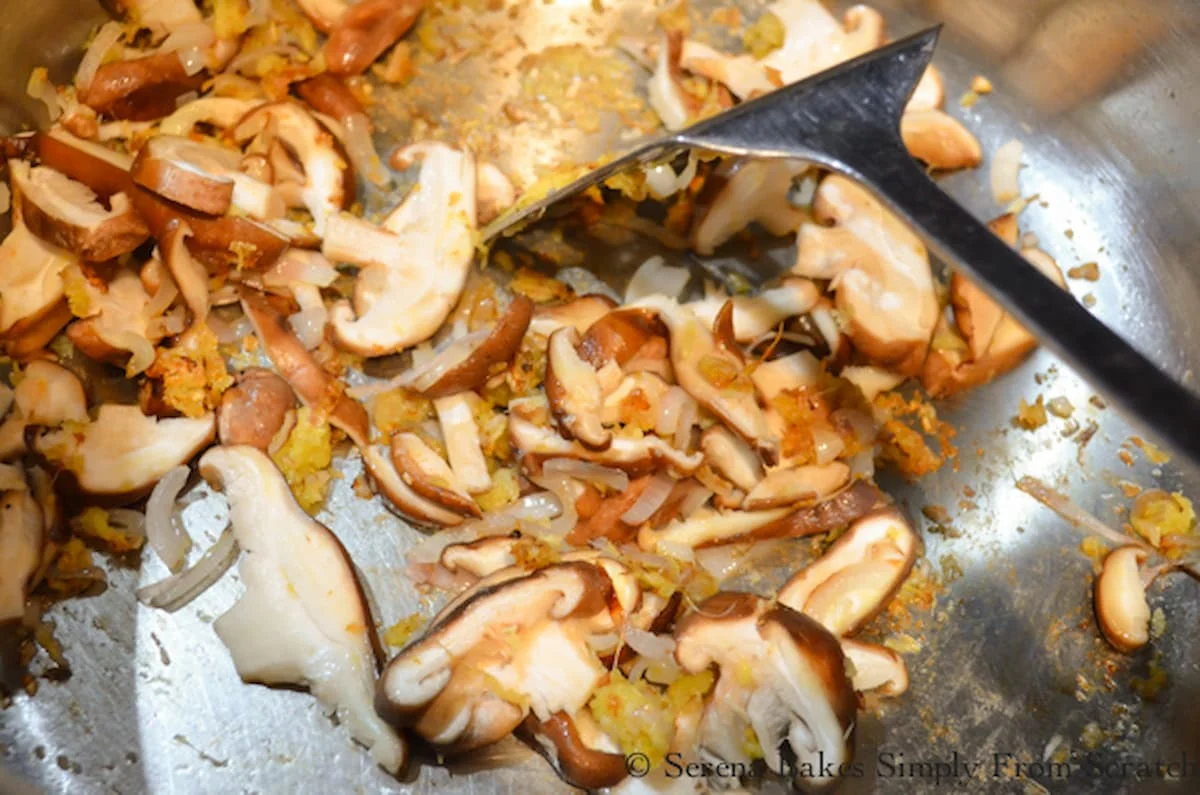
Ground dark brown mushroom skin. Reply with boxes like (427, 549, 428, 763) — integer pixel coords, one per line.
(324, 0, 425, 76)
(523, 712, 628, 790)
(80, 51, 207, 121)
(389, 435, 482, 518)
(239, 287, 371, 447)
(763, 604, 859, 742)
(577, 307, 665, 370)
(14, 174, 149, 262)
(417, 294, 534, 398)
(740, 481, 884, 544)
(66, 318, 132, 366)
(218, 368, 297, 450)
(295, 74, 366, 122)
(29, 132, 288, 270)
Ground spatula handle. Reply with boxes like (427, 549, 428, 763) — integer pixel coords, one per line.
(858, 154, 1200, 468)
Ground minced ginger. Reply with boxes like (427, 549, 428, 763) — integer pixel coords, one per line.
(1130, 489, 1195, 549)
(587, 670, 714, 764)
(271, 406, 335, 514)
(146, 325, 233, 418)
(71, 507, 144, 553)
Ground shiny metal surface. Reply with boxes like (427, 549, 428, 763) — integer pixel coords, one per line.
(3, 1, 1200, 794)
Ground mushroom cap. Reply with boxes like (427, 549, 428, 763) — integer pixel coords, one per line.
(30, 404, 215, 505)
(900, 109, 983, 171)
(390, 432, 481, 518)
(690, 160, 808, 255)
(10, 160, 149, 262)
(576, 306, 664, 370)
(510, 415, 703, 478)
(327, 144, 477, 356)
(377, 561, 613, 733)
(161, 220, 210, 327)
(686, 278, 820, 343)
(324, 0, 424, 76)
(232, 102, 352, 237)
(525, 712, 628, 790)
(217, 368, 297, 452)
(410, 295, 533, 398)
(528, 294, 617, 339)
(745, 480, 884, 543)
(673, 591, 856, 783)
(130, 134, 242, 216)
(440, 534, 521, 579)
(793, 175, 938, 376)
(239, 287, 370, 447)
(743, 463, 852, 511)
(633, 295, 776, 459)
(639, 505, 793, 552)
(700, 426, 763, 493)
(1095, 546, 1151, 654)
(199, 445, 407, 774)
(545, 327, 612, 450)
(777, 507, 920, 636)
(12, 361, 89, 427)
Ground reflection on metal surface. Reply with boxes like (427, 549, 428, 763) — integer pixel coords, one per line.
(2, 0, 1200, 793)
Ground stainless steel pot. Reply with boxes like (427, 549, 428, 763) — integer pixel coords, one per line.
(2, 1, 1199, 793)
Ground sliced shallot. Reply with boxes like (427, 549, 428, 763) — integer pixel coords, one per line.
(136, 525, 239, 612)
(145, 465, 193, 572)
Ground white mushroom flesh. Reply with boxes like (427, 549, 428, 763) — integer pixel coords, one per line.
(686, 279, 820, 342)
(434, 394, 492, 494)
(1095, 546, 1151, 653)
(200, 445, 407, 773)
(328, 144, 476, 355)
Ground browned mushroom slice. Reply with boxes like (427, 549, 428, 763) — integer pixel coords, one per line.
(131, 135, 244, 216)
(106, 0, 203, 37)
(686, 279, 820, 342)
(778, 507, 920, 636)
(218, 368, 297, 452)
(742, 463, 851, 510)
(199, 445, 407, 773)
(159, 97, 261, 137)
(924, 244, 1069, 398)
(743, 480, 884, 542)
(326, 144, 476, 356)
(638, 505, 791, 552)
(324, 0, 424, 76)
(80, 51, 206, 121)
(0, 473, 44, 622)
(545, 327, 612, 450)
(30, 405, 215, 505)
(391, 433, 481, 518)
(439, 535, 521, 579)
(377, 561, 621, 753)
(9, 160, 148, 261)
(700, 426, 763, 492)
(1094, 546, 1151, 653)
(524, 712, 628, 791)
(900, 109, 983, 171)
(161, 220, 209, 327)
(0, 217, 73, 341)
(793, 175, 938, 376)
(634, 295, 776, 459)
(232, 102, 352, 236)
(32, 129, 288, 270)
(673, 592, 857, 785)
(240, 287, 370, 446)
(840, 639, 909, 697)
(576, 306, 664, 370)
(64, 268, 163, 374)
(402, 295, 533, 398)
(528, 295, 617, 339)
(510, 416, 703, 478)
(566, 475, 655, 546)
(3, 301, 72, 362)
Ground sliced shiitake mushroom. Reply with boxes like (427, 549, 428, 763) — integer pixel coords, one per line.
(390, 433, 481, 518)
(742, 463, 852, 510)
(30, 404, 215, 505)
(218, 368, 297, 452)
(545, 327, 612, 450)
(528, 295, 616, 339)
(700, 426, 763, 492)
(1094, 546, 1151, 654)
(406, 295, 533, 398)
(10, 160, 148, 261)
(131, 134, 242, 215)
(576, 306, 664, 370)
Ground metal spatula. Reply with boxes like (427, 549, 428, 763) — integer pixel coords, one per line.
(485, 27, 1200, 470)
